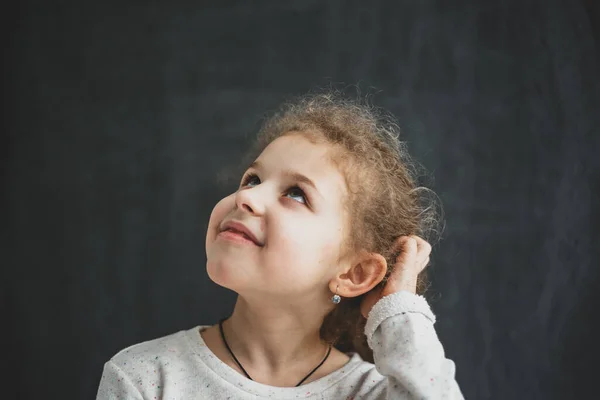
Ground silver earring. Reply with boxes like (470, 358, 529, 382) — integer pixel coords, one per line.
(332, 285, 341, 304)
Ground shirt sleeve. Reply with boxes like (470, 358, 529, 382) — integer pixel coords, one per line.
(364, 290, 464, 400)
(96, 360, 144, 400)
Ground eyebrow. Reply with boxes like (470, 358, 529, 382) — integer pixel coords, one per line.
(249, 160, 321, 196)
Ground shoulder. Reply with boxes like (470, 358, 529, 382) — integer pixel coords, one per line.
(107, 325, 207, 375)
(98, 326, 210, 398)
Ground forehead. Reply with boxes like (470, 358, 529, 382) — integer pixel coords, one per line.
(256, 133, 348, 198)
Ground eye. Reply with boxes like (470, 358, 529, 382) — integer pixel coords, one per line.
(240, 173, 308, 205)
(241, 173, 260, 188)
(286, 186, 307, 204)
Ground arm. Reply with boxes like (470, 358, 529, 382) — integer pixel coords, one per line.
(365, 290, 464, 400)
(96, 360, 144, 400)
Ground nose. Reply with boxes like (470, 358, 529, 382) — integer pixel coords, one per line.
(235, 186, 266, 216)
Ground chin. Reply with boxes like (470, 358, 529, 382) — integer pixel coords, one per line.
(206, 259, 229, 287)
(205, 258, 248, 292)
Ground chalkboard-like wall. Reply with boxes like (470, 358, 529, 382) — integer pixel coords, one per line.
(3, 1, 599, 398)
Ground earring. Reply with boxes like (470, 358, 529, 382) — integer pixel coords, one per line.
(332, 285, 341, 304)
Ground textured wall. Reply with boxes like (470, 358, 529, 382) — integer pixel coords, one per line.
(3, 1, 599, 399)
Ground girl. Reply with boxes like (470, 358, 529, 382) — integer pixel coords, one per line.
(96, 91, 464, 399)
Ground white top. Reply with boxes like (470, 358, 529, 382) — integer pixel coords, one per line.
(96, 291, 464, 399)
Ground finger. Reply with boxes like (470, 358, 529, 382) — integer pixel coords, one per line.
(420, 256, 430, 272)
(412, 237, 431, 267)
(414, 236, 432, 257)
(387, 238, 418, 285)
(397, 236, 430, 275)
(392, 236, 430, 256)
(394, 236, 418, 266)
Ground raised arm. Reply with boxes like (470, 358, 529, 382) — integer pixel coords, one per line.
(360, 236, 464, 399)
(365, 290, 464, 399)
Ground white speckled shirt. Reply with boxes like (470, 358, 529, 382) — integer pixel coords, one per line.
(96, 291, 464, 399)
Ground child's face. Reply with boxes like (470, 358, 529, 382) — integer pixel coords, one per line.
(205, 133, 350, 300)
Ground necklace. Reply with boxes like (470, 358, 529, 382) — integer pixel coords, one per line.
(218, 317, 332, 387)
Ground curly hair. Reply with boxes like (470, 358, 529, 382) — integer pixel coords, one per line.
(229, 89, 442, 363)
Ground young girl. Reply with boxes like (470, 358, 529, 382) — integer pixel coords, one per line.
(96, 91, 464, 399)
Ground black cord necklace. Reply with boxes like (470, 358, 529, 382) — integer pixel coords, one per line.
(218, 317, 332, 387)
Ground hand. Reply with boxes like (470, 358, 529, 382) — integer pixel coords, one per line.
(360, 235, 432, 319)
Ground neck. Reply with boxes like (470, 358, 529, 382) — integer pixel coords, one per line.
(222, 295, 331, 376)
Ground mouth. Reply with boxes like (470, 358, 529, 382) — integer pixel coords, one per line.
(219, 221, 263, 246)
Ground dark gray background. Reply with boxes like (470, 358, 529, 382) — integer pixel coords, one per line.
(3, 1, 599, 399)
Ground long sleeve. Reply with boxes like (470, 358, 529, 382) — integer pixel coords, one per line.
(96, 360, 144, 400)
(364, 291, 464, 400)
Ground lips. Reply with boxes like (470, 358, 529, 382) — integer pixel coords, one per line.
(220, 220, 263, 246)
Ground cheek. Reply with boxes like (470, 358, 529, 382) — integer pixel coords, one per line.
(206, 194, 235, 246)
(260, 218, 266, 233)
(316, 241, 340, 263)
(311, 219, 345, 266)
(272, 217, 342, 267)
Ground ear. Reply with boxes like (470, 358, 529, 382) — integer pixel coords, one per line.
(331, 251, 387, 298)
